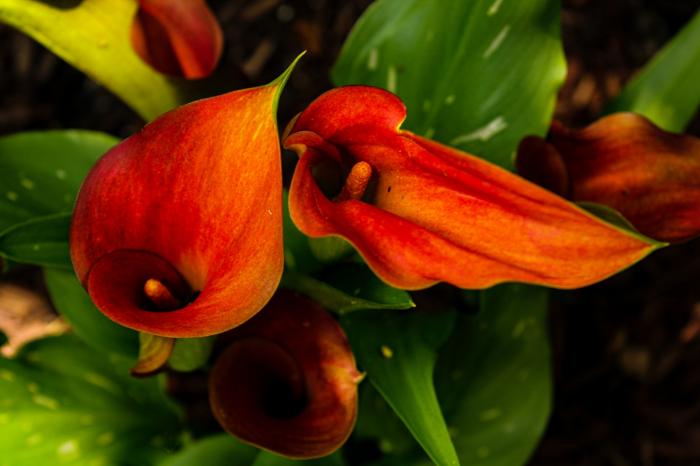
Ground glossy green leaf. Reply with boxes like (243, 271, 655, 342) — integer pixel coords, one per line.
(355, 382, 417, 457)
(168, 337, 215, 372)
(0, 130, 117, 231)
(159, 435, 258, 466)
(280, 263, 414, 315)
(606, 9, 700, 132)
(0, 334, 182, 466)
(435, 284, 551, 466)
(342, 309, 458, 466)
(43, 268, 138, 358)
(283, 190, 321, 275)
(251, 451, 345, 466)
(0, 0, 196, 120)
(333, 0, 566, 168)
(0, 213, 71, 268)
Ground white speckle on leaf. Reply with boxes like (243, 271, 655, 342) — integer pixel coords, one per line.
(450, 117, 508, 145)
(55, 169, 67, 180)
(84, 372, 119, 394)
(0, 369, 16, 382)
(6, 191, 18, 202)
(367, 48, 379, 70)
(445, 94, 456, 105)
(380, 345, 394, 359)
(483, 25, 511, 58)
(477, 446, 491, 458)
(503, 421, 517, 433)
(378, 439, 393, 452)
(487, 0, 504, 16)
(33, 394, 60, 410)
(512, 320, 526, 337)
(424, 128, 435, 139)
(480, 408, 502, 421)
(97, 432, 114, 446)
(57, 439, 79, 457)
(387, 66, 398, 93)
(20, 178, 35, 190)
(26, 382, 39, 394)
(26, 434, 42, 446)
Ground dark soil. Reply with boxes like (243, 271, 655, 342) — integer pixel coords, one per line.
(2, 0, 700, 465)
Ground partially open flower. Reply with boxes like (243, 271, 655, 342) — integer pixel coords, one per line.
(284, 86, 659, 290)
(209, 291, 360, 459)
(131, 0, 223, 79)
(70, 78, 289, 338)
(517, 113, 700, 243)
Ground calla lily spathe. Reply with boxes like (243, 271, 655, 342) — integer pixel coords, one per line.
(70, 79, 288, 338)
(517, 113, 700, 243)
(131, 0, 223, 78)
(284, 86, 659, 290)
(210, 291, 360, 459)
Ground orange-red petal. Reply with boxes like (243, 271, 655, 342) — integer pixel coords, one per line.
(285, 86, 658, 290)
(70, 83, 284, 337)
(517, 113, 700, 243)
(131, 0, 223, 79)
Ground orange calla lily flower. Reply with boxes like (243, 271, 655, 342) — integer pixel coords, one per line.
(70, 76, 290, 338)
(210, 291, 361, 459)
(131, 0, 223, 79)
(517, 113, 700, 243)
(284, 86, 660, 290)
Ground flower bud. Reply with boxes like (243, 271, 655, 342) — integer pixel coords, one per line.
(209, 291, 360, 458)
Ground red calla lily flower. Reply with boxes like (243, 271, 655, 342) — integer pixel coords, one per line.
(70, 78, 289, 338)
(210, 291, 361, 459)
(517, 113, 700, 243)
(284, 86, 659, 290)
(131, 0, 223, 79)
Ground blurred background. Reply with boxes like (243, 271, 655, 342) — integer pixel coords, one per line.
(1, 0, 700, 464)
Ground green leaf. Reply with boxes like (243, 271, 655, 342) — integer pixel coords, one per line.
(0, 0, 196, 120)
(606, 10, 700, 132)
(160, 434, 258, 466)
(283, 190, 321, 275)
(308, 236, 354, 264)
(332, 0, 566, 167)
(355, 382, 417, 457)
(0, 334, 182, 466)
(0, 213, 71, 268)
(169, 337, 215, 372)
(251, 451, 346, 466)
(435, 284, 551, 466)
(280, 263, 414, 315)
(342, 309, 459, 466)
(43, 268, 138, 358)
(0, 130, 118, 231)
